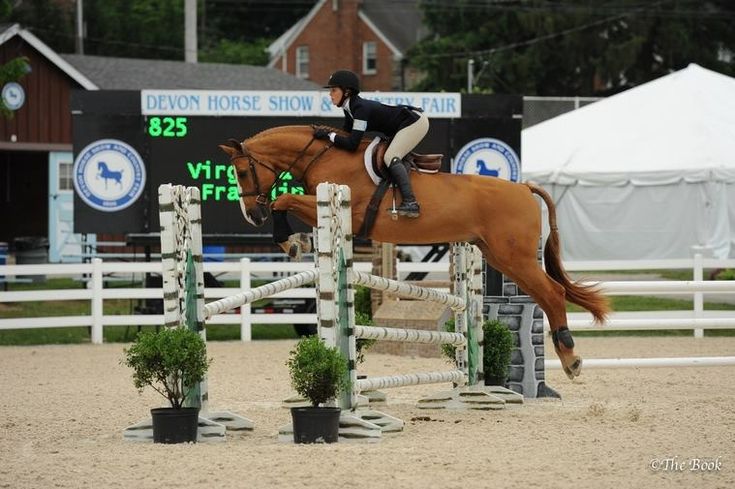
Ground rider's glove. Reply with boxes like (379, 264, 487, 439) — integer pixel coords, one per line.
(313, 128, 331, 140)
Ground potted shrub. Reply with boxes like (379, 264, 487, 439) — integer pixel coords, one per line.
(286, 335, 349, 443)
(122, 327, 210, 444)
(441, 318, 514, 386)
(482, 319, 514, 386)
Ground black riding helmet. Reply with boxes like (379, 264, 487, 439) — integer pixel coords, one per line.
(324, 70, 360, 94)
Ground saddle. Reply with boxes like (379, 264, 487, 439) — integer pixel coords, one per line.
(357, 141, 443, 239)
(372, 140, 443, 175)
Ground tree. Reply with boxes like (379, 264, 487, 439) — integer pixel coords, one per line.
(410, 0, 735, 95)
(6, 0, 316, 64)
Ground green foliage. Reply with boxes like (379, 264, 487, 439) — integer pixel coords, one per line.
(0, 56, 30, 118)
(715, 269, 735, 280)
(440, 318, 514, 379)
(354, 285, 372, 319)
(440, 318, 457, 361)
(199, 39, 269, 66)
(6, 0, 312, 62)
(286, 336, 349, 407)
(354, 311, 376, 365)
(411, 0, 735, 95)
(482, 319, 513, 379)
(122, 327, 210, 409)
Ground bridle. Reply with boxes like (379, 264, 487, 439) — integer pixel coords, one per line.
(229, 134, 332, 217)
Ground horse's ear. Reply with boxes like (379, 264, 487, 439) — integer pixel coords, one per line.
(219, 144, 237, 157)
(226, 138, 241, 149)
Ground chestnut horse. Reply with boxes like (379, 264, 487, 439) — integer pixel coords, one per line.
(219, 125, 609, 379)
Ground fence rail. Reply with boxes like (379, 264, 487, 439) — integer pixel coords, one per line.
(1, 255, 735, 343)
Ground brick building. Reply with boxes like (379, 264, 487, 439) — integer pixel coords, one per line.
(268, 0, 427, 91)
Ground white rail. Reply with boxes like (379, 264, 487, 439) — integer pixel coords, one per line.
(2, 255, 735, 343)
(546, 356, 735, 369)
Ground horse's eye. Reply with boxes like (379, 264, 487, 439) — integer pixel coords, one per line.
(237, 170, 248, 178)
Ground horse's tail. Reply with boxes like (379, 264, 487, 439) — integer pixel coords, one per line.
(526, 182, 610, 323)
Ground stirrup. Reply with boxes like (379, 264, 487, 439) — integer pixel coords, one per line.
(396, 201, 420, 218)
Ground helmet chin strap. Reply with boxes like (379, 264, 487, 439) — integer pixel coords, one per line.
(337, 89, 351, 108)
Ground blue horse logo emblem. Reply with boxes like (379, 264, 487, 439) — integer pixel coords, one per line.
(73, 139, 146, 212)
(453, 138, 520, 182)
(97, 161, 124, 189)
(475, 159, 500, 177)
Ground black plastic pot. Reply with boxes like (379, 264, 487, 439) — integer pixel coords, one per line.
(484, 372, 507, 387)
(151, 407, 200, 444)
(290, 406, 341, 444)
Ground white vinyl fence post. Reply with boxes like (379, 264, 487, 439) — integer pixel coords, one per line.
(240, 257, 252, 342)
(91, 257, 103, 344)
(693, 253, 704, 338)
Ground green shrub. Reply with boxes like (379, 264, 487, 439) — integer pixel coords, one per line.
(354, 311, 376, 365)
(440, 318, 514, 380)
(286, 336, 349, 407)
(122, 327, 210, 409)
(354, 285, 372, 319)
(482, 319, 514, 380)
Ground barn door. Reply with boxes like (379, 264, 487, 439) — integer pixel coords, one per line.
(48, 151, 94, 262)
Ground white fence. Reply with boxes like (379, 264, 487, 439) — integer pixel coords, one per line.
(1, 255, 735, 343)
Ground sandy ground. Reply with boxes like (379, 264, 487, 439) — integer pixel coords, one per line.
(1, 336, 734, 489)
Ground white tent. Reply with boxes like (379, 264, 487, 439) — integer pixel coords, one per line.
(522, 64, 735, 260)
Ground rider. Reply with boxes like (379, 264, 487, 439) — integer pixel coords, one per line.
(314, 69, 429, 218)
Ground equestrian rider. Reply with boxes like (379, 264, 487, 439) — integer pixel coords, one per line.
(313, 69, 429, 218)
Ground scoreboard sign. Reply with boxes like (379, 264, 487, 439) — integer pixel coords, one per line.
(71, 90, 518, 235)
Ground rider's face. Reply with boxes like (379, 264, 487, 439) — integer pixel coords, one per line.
(329, 86, 344, 106)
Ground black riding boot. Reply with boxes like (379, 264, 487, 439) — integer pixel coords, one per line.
(388, 158, 420, 218)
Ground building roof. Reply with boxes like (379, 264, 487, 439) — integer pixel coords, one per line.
(268, 0, 427, 67)
(0, 24, 97, 89)
(60, 54, 320, 90)
(360, 0, 427, 55)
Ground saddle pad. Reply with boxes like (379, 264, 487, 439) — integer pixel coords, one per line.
(363, 136, 383, 186)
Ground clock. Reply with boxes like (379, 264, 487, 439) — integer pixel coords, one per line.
(2, 82, 25, 111)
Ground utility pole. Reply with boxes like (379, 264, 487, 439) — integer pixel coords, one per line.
(185, 0, 197, 63)
(75, 0, 84, 54)
(467, 59, 474, 93)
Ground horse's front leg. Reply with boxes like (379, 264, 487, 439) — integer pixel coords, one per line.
(272, 193, 318, 226)
(271, 194, 318, 260)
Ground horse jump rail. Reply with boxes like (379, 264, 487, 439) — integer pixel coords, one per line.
(352, 270, 466, 311)
(203, 269, 318, 318)
(354, 324, 466, 346)
(355, 370, 466, 392)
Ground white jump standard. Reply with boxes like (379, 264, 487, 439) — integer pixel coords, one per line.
(123, 185, 255, 442)
(279, 183, 522, 442)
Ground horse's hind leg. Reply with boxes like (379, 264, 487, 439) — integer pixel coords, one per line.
(476, 243, 582, 379)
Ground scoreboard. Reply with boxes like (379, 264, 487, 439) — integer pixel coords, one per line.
(71, 90, 519, 236)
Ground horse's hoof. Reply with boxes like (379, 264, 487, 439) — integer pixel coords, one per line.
(287, 242, 302, 262)
(563, 357, 583, 379)
(296, 233, 312, 253)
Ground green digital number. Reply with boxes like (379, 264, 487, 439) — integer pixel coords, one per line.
(148, 116, 188, 138)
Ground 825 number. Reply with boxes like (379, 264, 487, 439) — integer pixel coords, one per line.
(148, 116, 188, 138)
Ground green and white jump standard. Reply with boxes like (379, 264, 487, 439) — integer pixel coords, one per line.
(279, 183, 522, 442)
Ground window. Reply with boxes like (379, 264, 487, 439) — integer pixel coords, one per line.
(363, 42, 377, 75)
(296, 46, 309, 79)
(59, 162, 73, 191)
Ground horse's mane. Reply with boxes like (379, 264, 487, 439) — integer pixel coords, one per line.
(246, 124, 377, 150)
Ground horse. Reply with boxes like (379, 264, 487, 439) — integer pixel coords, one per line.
(97, 161, 123, 189)
(219, 125, 609, 379)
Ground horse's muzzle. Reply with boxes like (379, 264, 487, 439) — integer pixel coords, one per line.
(248, 204, 269, 227)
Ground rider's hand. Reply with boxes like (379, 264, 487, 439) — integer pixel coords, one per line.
(313, 128, 331, 140)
